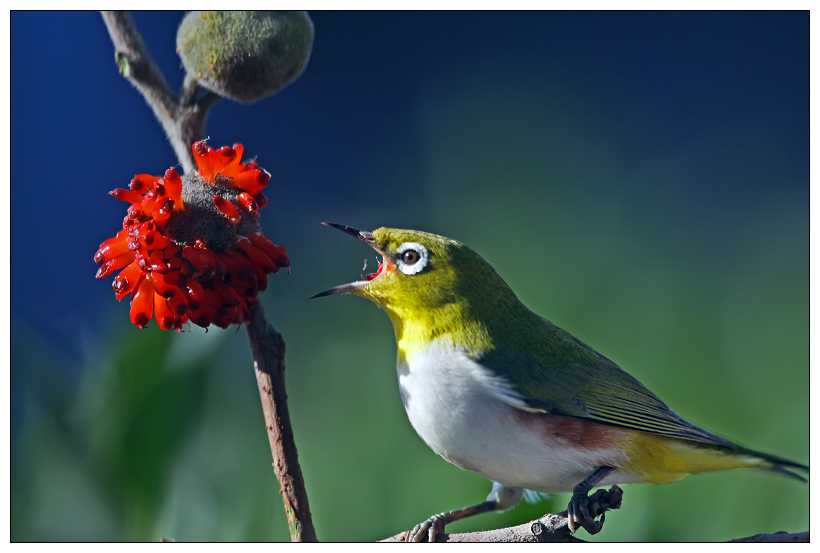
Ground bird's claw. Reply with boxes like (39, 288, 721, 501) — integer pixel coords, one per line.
(408, 513, 449, 542)
(566, 485, 623, 535)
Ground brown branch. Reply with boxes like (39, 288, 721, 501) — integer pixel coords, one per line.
(381, 484, 806, 543)
(100, 11, 219, 174)
(729, 531, 809, 543)
(384, 522, 809, 544)
(101, 11, 315, 542)
(246, 302, 317, 542)
(382, 510, 584, 543)
(380, 484, 624, 543)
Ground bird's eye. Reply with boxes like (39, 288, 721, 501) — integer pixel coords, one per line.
(402, 250, 420, 264)
(396, 242, 428, 275)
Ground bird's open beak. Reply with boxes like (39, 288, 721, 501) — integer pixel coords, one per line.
(309, 222, 384, 299)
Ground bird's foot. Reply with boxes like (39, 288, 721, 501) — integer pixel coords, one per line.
(566, 484, 623, 535)
(408, 513, 449, 543)
(406, 500, 497, 542)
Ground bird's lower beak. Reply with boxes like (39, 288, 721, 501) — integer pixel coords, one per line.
(309, 280, 366, 298)
(309, 223, 384, 299)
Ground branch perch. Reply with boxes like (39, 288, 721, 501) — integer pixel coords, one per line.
(729, 531, 809, 543)
(382, 510, 585, 543)
(381, 484, 624, 543)
(384, 516, 809, 543)
(381, 483, 807, 543)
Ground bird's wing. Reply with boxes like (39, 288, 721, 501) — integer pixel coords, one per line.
(475, 326, 734, 448)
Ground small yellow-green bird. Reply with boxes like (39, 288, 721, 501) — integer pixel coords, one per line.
(312, 223, 808, 542)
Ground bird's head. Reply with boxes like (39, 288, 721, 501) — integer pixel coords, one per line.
(312, 223, 525, 353)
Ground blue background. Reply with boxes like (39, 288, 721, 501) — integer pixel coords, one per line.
(11, 11, 808, 542)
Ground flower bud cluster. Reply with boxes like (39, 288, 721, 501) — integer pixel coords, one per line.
(94, 140, 289, 330)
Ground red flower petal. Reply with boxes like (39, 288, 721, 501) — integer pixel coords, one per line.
(96, 251, 136, 279)
(222, 143, 244, 176)
(250, 234, 290, 269)
(166, 293, 189, 317)
(253, 192, 268, 210)
(114, 262, 142, 300)
(193, 141, 215, 180)
(213, 282, 241, 308)
(154, 291, 176, 331)
(110, 188, 145, 205)
(163, 270, 187, 288)
(212, 146, 238, 175)
(94, 236, 131, 265)
(140, 228, 167, 250)
(131, 174, 159, 192)
(182, 245, 218, 276)
(154, 198, 175, 222)
(236, 237, 278, 273)
(237, 192, 258, 212)
(149, 271, 178, 298)
(126, 204, 144, 222)
(144, 251, 169, 274)
(163, 168, 183, 208)
(186, 278, 205, 306)
(140, 189, 159, 217)
(130, 278, 155, 328)
(232, 170, 270, 194)
(213, 195, 240, 222)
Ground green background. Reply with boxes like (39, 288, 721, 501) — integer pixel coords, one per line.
(11, 12, 808, 542)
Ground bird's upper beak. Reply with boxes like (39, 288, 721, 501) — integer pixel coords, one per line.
(310, 222, 385, 298)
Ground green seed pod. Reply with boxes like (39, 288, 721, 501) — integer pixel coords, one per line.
(177, 11, 314, 104)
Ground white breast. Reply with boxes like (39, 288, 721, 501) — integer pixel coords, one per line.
(397, 340, 633, 494)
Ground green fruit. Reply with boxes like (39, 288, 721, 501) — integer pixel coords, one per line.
(177, 11, 314, 103)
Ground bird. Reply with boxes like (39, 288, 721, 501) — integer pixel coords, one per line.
(310, 222, 808, 542)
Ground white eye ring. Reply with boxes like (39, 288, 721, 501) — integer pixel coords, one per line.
(396, 242, 428, 275)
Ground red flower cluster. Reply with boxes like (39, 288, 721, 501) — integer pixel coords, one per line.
(94, 141, 289, 330)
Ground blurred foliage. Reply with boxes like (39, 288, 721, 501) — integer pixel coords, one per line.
(11, 14, 807, 543)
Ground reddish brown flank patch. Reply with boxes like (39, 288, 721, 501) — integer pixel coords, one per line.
(515, 410, 623, 449)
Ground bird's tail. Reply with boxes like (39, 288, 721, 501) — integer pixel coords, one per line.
(733, 445, 809, 483)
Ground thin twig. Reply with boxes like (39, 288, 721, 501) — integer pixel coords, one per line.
(100, 10, 315, 542)
(100, 11, 219, 174)
(246, 302, 317, 542)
